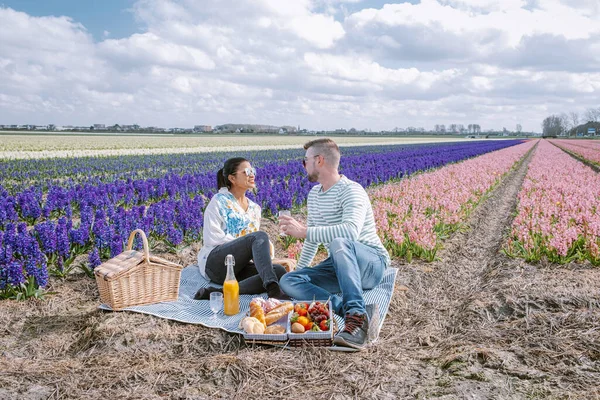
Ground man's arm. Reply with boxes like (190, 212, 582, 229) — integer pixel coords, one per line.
(296, 241, 318, 269)
(307, 185, 368, 244)
(293, 189, 319, 269)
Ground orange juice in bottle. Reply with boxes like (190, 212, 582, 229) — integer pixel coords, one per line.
(223, 254, 239, 315)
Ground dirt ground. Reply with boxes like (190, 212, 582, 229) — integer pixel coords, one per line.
(1, 147, 599, 399)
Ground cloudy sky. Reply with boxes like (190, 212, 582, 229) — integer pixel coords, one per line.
(1, 0, 599, 132)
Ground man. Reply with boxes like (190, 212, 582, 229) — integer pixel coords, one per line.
(279, 138, 391, 349)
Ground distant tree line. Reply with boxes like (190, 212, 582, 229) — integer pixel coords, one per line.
(428, 124, 482, 134)
(542, 106, 600, 137)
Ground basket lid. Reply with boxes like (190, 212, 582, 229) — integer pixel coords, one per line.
(94, 249, 146, 281)
(93, 229, 183, 281)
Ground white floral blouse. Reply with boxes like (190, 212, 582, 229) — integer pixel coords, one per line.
(197, 188, 270, 279)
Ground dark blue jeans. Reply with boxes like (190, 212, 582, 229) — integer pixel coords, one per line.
(205, 231, 286, 295)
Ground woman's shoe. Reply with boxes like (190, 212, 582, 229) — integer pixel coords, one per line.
(194, 286, 221, 300)
(266, 282, 291, 300)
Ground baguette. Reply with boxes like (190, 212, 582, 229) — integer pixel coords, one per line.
(265, 310, 288, 326)
(267, 301, 293, 316)
(265, 302, 293, 325)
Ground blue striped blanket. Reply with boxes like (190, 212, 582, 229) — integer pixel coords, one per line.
(99, 265, 398, 338)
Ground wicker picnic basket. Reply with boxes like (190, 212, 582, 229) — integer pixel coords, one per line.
(94, 229, 183, 310)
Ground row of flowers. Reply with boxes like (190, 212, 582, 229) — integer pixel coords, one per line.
(370, 140, 537, 261)
(1, 141, 522, 227)
(505, 140, 600, 264)
(549, 139, 600, 166)
(0, 143, 479, 193)
(0, 140, 525, 299)
(0, 196, 206, 298)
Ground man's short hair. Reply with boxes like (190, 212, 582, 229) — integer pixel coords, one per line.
(304, 138, 341, 169)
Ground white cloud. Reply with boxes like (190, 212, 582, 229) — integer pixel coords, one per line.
(99, 33, 216, 70)
(0, 1, 599, 132)
(303, 52, 461, 94)
(347, 0, 599, 48)
(288, 14, 345, 49)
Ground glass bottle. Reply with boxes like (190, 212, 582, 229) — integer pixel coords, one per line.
(222, 254, 239, 315)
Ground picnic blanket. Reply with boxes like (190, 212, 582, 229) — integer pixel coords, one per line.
(99, 265, 398, 342)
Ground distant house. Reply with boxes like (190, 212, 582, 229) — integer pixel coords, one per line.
(194, 125, 212, 132)
(151, 127, 165, 133)
(170, 128, 189, 133)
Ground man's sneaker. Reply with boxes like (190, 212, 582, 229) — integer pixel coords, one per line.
(333, 313, 369, 350)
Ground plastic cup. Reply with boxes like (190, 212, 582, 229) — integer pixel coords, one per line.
(278, 210, 291, 236)
(210, 292, 223, 318)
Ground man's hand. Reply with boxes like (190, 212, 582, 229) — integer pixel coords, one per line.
(279, 215, 307, 239)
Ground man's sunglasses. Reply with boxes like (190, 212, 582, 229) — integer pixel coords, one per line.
(302, 155, 320, 167)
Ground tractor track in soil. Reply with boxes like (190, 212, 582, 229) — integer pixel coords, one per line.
(388, 140, 600, 398)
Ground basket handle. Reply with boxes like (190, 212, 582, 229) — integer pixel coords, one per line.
(127, 229, 150, 261)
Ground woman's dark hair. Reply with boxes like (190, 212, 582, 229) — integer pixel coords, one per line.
(217, 157, 248, 190)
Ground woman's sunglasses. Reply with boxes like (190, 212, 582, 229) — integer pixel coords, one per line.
(239, 167, 257, 176)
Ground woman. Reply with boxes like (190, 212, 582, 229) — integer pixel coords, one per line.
(194, 157, 289, 300)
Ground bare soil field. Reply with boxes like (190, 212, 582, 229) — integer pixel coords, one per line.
(1, 147, 599, 399)
(0, 134, 473, 160)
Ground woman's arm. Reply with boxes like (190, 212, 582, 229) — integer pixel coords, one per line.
(254, 204, 275, 259)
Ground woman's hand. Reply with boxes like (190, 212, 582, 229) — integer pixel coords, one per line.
(279, 215, 307, 239)
(272, 258, 297, 272)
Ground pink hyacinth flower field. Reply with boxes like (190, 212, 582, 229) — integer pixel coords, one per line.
(550, 139, 600, 166)
(505, 140, 600, 265)
(370, 140, 537, 261)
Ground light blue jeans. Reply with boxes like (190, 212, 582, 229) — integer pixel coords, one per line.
(279, 238, 387, 316)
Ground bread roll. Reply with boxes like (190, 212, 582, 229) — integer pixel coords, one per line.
(265, 325, 285, 334)
(240, 317, 265, 334)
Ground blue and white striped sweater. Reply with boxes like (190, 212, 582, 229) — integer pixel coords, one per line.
(298, 176, 391, 269)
